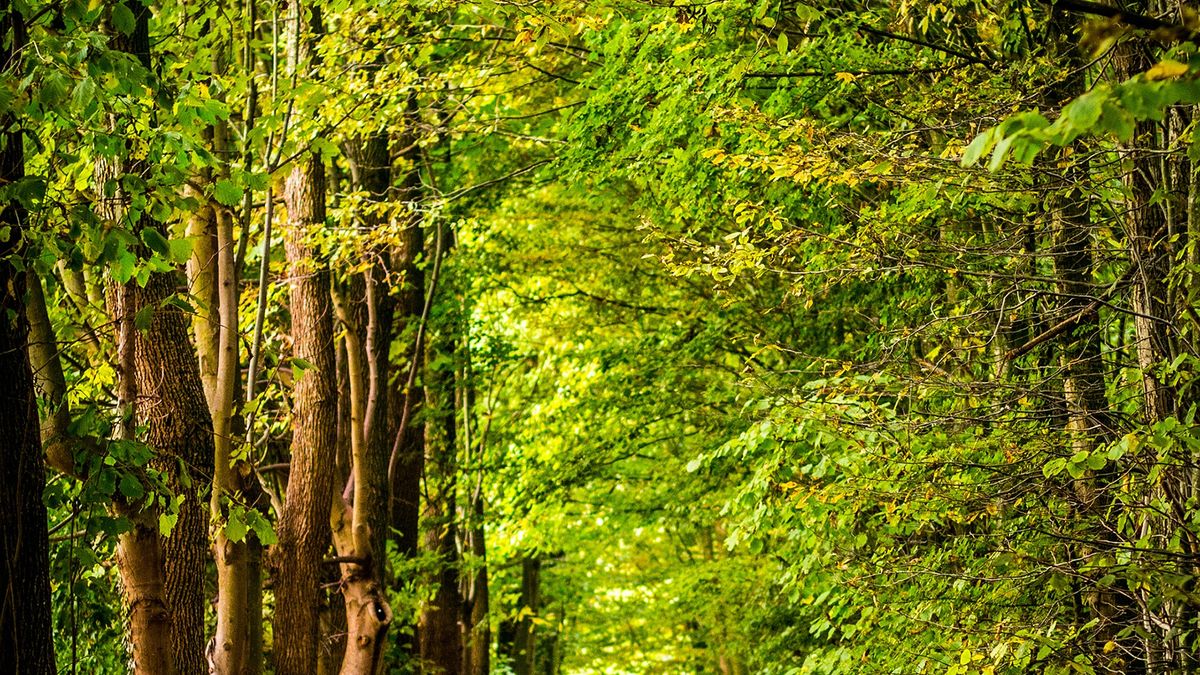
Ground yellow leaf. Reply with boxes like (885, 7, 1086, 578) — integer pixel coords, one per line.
(960, 649, 972, 665)
(1103, 640, 1117, 654)
(982, 667, 995, 675)
(1146, 59, 1190, 80)
(835, 71, 857, 83)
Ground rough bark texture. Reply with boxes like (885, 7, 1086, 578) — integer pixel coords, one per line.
(0, 5, 57, 669)
(332, 132, 396, 675)
(273, 152, 337, 675)
(100, 5, 214, 673)
(1112, 9, 1193, 670)
(133, 271, 215, 675)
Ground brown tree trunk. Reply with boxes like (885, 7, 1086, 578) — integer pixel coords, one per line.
(100, 4, 214, 673)
(0, 5, 56, 671)
(271, 1, 337, 671)
(463, 495, 490, 675)
(332, 131, 396, 675)
(273, 151, 337, 675)
(387, 112, 428, 661)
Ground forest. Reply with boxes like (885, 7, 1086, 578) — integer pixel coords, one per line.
(5, 0, 1200, 673)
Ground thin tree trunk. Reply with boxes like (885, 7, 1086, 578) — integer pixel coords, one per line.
(464, 495, 490, 675)
(420, 309, 464, 674)
(387, 109, 428, 660)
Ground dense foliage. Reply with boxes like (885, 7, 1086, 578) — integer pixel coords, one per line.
(4, 1, 1200, 674)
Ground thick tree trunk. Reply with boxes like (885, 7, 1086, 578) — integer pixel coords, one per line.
(272, 1, 337, 670)
(135, 271, 216, 675)
(108, 279, 177, 675)
(1112, 11, 1194, 669)
(273, 152, 337, 675)
(0, 6, 56, 670)
(333, 132, 395, 675)
(100, 4, 214, 672)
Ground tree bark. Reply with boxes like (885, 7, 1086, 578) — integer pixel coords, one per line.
(0, 5, 56, 671)
(332, 130, 396, 675)
(273, 151, 337, 675)
(511, 557, 541, 675)
(98, 4, 215, 673)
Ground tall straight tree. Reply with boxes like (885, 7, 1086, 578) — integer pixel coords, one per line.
(272, 1, 337, 671)
(0, 2, 56, 672)
(100, 3, 214, 673)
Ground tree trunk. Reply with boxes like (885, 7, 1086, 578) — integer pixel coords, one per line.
(333, 131, 396, 675)
(511, 557, 541, 675)
(387, 111, 428, 660)
(0, 5, 56, 670)
(463, 495, 490, 675)
(420, 315, 464, 674)
(273, 150, 337, 674)
(99, 4, 214, 672)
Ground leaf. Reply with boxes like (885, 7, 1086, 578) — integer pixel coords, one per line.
(225, 511, 249, 543)
(1043, 457, 1066, 478)
(159, 510, 179, 536)
(1062, 89, 1105, 135)
(119, 474, 144, 499)
(1066, 460, 1087, 479)
(142, 227, 170, 257)
(214, 179, 243, 207)
(134, 304, 155, 331)
(111, 2, 136, 36)
(961, 129, 995, 167)
(794, 2, 821, 21)
(168, 237, 195, 264)
(1145, 59, 1189, 81)
(777, 32, 789, 56)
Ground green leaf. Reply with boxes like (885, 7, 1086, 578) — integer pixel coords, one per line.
(245, 509, 278, 545)
(142, 227, 170, 257)
(777, 32, 788, 56)
(168, 237, 195, 264)
(111, 2, 136, 36)
(225, 510, 249, 543)
(159, 510, 179, 536)
(961, 129, 995, 167)
(1062, 89, 1105, 135)
(214, 179, 243, 207)
(119, 474, 144, 499)
(1066, 461, 1087, 479)
(1043, 457, 1066, 478)
(134, 304, 155, 331)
